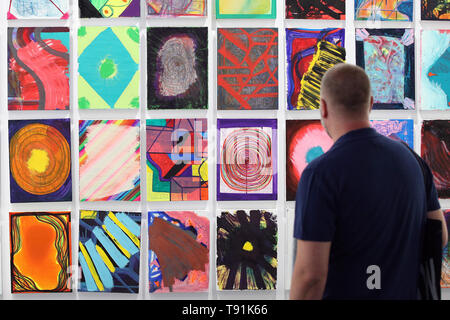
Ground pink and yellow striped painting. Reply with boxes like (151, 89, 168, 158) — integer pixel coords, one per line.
(79, 120, 140, 202)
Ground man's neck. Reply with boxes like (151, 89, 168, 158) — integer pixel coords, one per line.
(331, 120, 371, 143)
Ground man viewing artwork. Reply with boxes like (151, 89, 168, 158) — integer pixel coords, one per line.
(290, 63, 448, 300)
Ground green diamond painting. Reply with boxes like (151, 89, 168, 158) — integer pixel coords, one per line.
(78, 26, 140, 109)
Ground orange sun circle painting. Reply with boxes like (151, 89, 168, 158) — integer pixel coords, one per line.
(9, 119, 72, 203)
(10, 212, 72, 293)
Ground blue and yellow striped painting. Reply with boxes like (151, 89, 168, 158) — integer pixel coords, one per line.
(78, 211, 141, 293)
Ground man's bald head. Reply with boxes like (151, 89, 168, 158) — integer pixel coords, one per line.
(321, 63, 372, 117)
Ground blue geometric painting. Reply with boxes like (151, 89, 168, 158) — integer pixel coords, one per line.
(421, 30, 450, 110)
(78, 210, 141, 293)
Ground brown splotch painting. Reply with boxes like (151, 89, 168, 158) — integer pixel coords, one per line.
(148, 211, 210, 293)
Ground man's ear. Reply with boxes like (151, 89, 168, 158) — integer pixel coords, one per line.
(320, 98, 328, 118)
(369, 96, 374, 112)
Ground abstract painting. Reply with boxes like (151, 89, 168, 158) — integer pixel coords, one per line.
(8, 27, 70, 111)
(149, 211, 209, 293)
(79, 0, 140, 18)
(78, 26, 140, 109)
(147, 0, 206, 16)
(442, 210, 450, 288)
(356, 28, 415, 110)
(355, 0, 413, 20)
(216, 0, 276, 18)
(217, 119, 277, 201)
(79, 211, 142, 293)
(10, 211, 71, 293)
(8, 0, 69, 19)
(147, 119, 208, 201)
(147, 27, 208, 110)
(286, 28, 345, 110)
(371, 119, 414, 148)
(421, 30, 450, 110)
(79, 120, 141, 202)
(286, 0, 345, 19)
(217, 28, 278, 110)
(421, 120, 450, 199)
(286, 119, 415, 201)
(422, 0, 450, 20)
(217, 209, 277, 290)
(286, 120, 333, 201)
(9, 119, 72, 203)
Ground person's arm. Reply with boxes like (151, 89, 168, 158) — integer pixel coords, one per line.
(291, 167, 336, 299)
(413, 155, 447, 248)
(427, 209, 448, 248)
(290, 240, 331, 300)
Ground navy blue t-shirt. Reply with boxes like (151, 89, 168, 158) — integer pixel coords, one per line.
(294, 127, 441, 300)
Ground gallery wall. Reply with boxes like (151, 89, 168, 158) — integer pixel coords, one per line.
(0, 0, 449, 300)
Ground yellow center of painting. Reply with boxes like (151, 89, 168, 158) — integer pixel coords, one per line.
(243, 241, 254, 252)
(27, 149, 50, 173)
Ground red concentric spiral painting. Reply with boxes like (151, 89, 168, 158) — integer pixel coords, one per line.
(217, 119, 277, 201)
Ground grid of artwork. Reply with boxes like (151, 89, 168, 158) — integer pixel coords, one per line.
(2, 0, 449, 298)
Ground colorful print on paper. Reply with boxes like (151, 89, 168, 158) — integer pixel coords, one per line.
(10, 211, 71, 293)
(421, 120, 450, 199)
(78, 210, 142, 293)
(9, 119, 72, 203)
(355, 0, 413, 21)
(286, 28, 345, 110)
(217, 209, 277, 290)
(217, 119, 277, 201)
(421, 30, 450, 110)
(356, 28, 415, 110)
(442, 210, 450, 288)
(79, 120, 141, 202)
(146, 119, 208, 201)
(147, 27, 208, 110)
(149, 211, 209, 293)
(217, 28, 278, 110)
(421, 0, 450, 20)
(147, 0, 206, 16)
(79, 0, 141, 18)
(78, 26, 140, 109)
(8, 27, 70, 111)
(216, 0, 276, 19)
(8, 0, 69, 19)
(286, 0, 345, 19)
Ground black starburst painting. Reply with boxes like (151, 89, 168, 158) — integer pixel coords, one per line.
(217, 209, 278, 290)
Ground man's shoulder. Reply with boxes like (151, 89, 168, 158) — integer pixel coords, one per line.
(303, 147, 341, 177)
(307, 138, 352, 167)
(305, 133, 413, 175)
